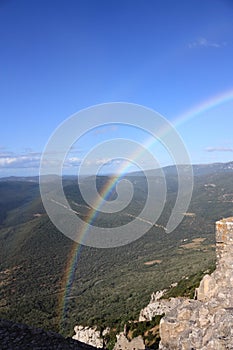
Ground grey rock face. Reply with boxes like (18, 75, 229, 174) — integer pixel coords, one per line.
(139, 289, 184, 321)
(72, 325, 104, 348)
(159, 217, 233, 350)
(113, 332, 145, 350)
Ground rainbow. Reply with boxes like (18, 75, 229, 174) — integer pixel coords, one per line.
(59, 156, 149, 329)
(59, 88, 233, 329)
(59, 169, 135, 329)
(173, 88, 233, 127)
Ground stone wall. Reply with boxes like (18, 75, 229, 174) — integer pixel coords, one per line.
(159, 217, 233, 350)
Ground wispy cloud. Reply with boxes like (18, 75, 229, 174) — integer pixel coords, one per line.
(0, 150, 140, 175)
(64, 157, 82, 168)
(83, 158, 131, 169)
(0, 151, 123, 171)
(0, 150, 83, 169)
(205, 147, 233, 153)
(84, 158, 113, 167)
(188, 37, 226, 49)
(0, 152, 41, 169)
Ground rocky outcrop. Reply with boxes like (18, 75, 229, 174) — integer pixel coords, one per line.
(0, 318, 98, 350)
(113, 332, 145, 350)
(159, 217, 233, 350)
(72, 325, 104, 348)
(139, 289, 182, 322)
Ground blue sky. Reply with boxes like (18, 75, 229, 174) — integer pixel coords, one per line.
(0, 0, 233, 176)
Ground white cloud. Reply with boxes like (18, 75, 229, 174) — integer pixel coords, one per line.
(188, 37, 226, 49)
(0, 150, 144, 174)
(82, 158, 112, 167)
(0, 153, 41, 168)
(96, 158, 113, 166)
(0, 148, 86, 170)
(64, 157, 82, 168)
(0, 157, 19, 166)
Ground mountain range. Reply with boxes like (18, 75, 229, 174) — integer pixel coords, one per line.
(1, 161, 233, 340)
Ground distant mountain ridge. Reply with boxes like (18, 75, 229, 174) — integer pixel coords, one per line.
(1, 160, 233, 182)
(130, 161, 233, 177)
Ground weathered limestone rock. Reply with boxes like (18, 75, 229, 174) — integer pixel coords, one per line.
(113, 332, 145, 350)
(139, 289, 183, 321)
(72, 325, 104, 348)
(196, 273, 217, 302)
(159, 217, 233, 350)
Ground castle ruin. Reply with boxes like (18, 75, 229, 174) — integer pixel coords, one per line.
(159, 217, 233, 350)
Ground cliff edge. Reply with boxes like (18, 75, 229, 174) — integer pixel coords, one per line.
(159, 217, 233, 350)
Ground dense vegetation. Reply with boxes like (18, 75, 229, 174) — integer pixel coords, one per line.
(1, 163, 233, 343)
(125, 315, 164, 349)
